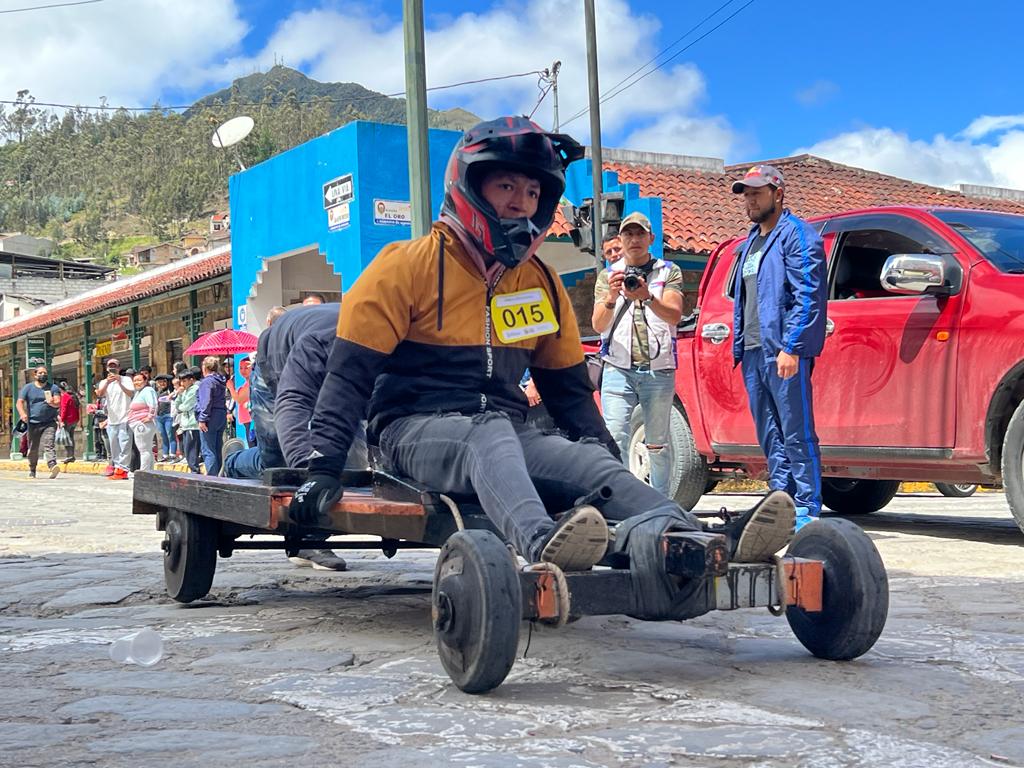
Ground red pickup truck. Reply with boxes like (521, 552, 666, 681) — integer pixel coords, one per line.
(623, 206, 1024, 533)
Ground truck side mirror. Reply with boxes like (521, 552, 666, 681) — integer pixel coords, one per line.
(880, 254, 950, 296)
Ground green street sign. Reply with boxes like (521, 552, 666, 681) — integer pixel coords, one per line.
(25, 336, 46, 369)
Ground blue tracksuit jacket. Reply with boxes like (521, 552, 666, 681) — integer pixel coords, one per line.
(732, 210, 827, 363)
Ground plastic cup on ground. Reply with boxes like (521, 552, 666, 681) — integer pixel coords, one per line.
(109, 628, 164, 666)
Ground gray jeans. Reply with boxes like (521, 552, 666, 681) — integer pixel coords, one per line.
(378, 412, 699, 559)
(106, 421, 132, 471)
(27, 422, 57, 471)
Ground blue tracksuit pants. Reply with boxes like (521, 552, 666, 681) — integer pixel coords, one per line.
(741, 348, 822, 516)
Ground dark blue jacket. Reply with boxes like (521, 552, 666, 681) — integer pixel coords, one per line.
(196, 373, 227, 428)
(255, 304, 341, 467)
(732, 210, 827, 363)
(256, 303, 340, 388)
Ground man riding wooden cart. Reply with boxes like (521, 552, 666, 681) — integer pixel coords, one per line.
(133, 117, 888, 693)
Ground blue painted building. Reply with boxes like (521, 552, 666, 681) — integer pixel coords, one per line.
(229, 121, 461, 334)
(228, 120, 664, 336)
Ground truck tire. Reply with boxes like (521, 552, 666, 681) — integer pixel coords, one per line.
(628, 404, 708, 511)
(1000, 399, 1024, 534)
(934, 482, 978, 498)
(821, 478, 900, 514)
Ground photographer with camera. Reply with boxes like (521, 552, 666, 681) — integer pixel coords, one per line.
(592, 211, 684, 497)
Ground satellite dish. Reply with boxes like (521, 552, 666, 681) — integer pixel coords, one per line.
(211, 116, 254, 170)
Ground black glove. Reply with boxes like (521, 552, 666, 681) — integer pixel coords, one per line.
(289, 473, 344, 525)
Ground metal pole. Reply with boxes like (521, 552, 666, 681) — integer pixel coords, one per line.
(551, 60, 561, 131)
(584, 0, 604, 269)
(403, 0, 432, 238)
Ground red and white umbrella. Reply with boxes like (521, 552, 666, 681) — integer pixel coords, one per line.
(184, 328, 258, 356)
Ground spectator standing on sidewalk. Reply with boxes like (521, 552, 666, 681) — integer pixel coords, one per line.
(592, 212, 685, 497)
(96, 358, 134, 479)
(127, 372, 158, 474)
(196, 357, 227, 475)
(153, 375, 176, 461)
(731, 165, 827, 531)
(175, 368, 201, 473)
(56, 380, 80, 465)
(16, 365, 61, 479)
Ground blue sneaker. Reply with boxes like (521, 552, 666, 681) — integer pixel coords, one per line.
(794, 510, 819, 532)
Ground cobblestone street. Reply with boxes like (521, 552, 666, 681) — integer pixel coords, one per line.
(2, 471, 1023, 767)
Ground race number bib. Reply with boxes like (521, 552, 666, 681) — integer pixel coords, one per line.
(491, 288, 559, 343)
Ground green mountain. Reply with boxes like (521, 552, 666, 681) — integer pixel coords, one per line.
(0, 67, 480, 264)
(188, 65, 480, 131)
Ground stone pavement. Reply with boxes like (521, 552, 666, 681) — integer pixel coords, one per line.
(1, 471, 1023, 767)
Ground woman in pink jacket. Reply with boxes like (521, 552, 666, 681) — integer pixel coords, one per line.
(127, 372, 158, 473)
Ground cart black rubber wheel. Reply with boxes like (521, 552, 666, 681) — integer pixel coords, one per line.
(785, 518, 888, 661)
(821, 478, 900, 514)
(432, 530, 522, 694)
(934, 482, 978, 498)
(163, 508, 218, 603)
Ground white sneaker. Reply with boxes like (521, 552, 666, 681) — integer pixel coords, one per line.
(288, 549, 348, 571)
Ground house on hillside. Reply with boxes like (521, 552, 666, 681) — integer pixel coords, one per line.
(127, 242, 187, 269)
(0, 233, 55, 259)
(210, 212, 229, 234)
(0, 250, 114, 321)
(181, 233, 208, 256)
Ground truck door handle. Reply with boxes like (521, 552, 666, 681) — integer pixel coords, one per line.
(826, 318, 835, 337)
(701, 323, 730, 344)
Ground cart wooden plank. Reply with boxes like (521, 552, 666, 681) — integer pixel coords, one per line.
(133, 470, 427, 538)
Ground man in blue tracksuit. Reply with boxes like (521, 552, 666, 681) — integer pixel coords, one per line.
(731, 165, 827, 530)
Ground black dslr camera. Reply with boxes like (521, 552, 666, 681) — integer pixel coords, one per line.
(623, 264, 649, 292)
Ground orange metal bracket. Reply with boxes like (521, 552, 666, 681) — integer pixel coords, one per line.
(782, 557, 824, 612)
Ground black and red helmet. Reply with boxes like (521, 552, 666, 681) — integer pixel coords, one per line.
(442, 116, 584, 269)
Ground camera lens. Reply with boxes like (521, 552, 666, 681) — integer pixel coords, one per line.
(623, 275, 640, 291)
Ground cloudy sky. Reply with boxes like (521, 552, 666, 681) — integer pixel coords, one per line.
(1, 0, 1022, 189)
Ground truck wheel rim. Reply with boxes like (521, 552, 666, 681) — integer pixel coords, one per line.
(629, 426, 650, 482)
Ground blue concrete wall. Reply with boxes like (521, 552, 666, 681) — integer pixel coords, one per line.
(229, 120, 461, 327)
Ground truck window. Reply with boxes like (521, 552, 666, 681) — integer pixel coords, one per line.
(830, 229, 939, 300)
(724, 241, 745, 299)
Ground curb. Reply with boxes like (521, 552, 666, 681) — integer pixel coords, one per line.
(0, 459, 193, 476)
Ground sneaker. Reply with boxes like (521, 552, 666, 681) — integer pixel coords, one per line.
(714, 490, 795, 563)
(220, 438, 246, 476)
(535, 504, 609, 571)
(794, 512, 819, 533)
(108, 468, 129, 480)
(63, 458, 74, 465)
(48, 464, 61, 479)
(289, 549, 348, 571)
(102, 464, 115, 477)
(28, 470, 36, 479)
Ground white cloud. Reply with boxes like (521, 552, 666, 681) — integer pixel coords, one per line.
(797, 122, 1024, 190)
(962, 114, 1024, 140)
(218, 0, 741, 153)
(0, 0, 248, 107)
(622, 113, 739, 159)
(794, 79, 839, 107)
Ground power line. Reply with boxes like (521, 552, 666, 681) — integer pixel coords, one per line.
(561, 0, 756, 128)
(0, 0, 104, 14)
(596, 0, 737, 104)
(0, 69, 543, 113)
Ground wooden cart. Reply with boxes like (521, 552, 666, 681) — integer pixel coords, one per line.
(133, 469, 889, 693)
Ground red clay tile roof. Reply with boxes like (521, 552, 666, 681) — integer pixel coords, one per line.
(0, 247, 231, 342)
(552, 153, 1024, 256)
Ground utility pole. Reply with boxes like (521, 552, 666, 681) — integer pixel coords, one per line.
(543, 60, 562, 131)
(584, 0, 604, 270)
(403, 0, 432, 238)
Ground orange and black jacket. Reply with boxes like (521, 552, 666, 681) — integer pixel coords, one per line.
(307, 222, 614, 474)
